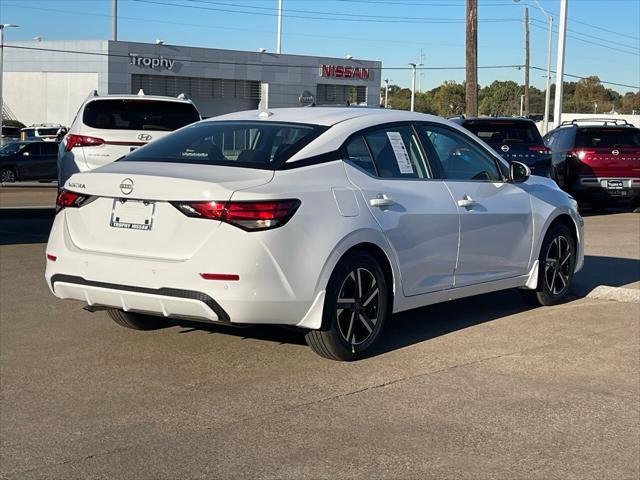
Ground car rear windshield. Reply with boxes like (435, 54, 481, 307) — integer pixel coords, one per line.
(1, 127, 20, 136)
(121, 121, 327, 169)
(463, 121, 543, 145)
(83, 99, 200, 131)
(575, 128, 640, 148)
(37, 128, 61, 136)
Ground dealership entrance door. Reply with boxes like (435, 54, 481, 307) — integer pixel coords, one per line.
(131, 74, 260, 118)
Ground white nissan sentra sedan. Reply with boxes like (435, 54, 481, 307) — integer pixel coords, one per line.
(45, 108, 584, 360)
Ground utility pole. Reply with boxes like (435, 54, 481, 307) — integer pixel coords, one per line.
(384, 78, 391, 108)
(553, 0, 569, 128)
(465, 0, 478, 116)
(276, 0, 283, 54)
(524, 6, 530, 117)
(112, 0, 117, 41)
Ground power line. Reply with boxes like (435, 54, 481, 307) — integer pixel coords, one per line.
(529, 18, 638, 51)
(530, 66, 639, 90)
(5, 44, 636, 91)
(529, 22, 639, 57)
(132, 0, 521, 24)
(4, 44, 523, 71)
(0, 2, 522, 50)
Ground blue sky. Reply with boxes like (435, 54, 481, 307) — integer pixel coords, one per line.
(2, 0, 639, 93)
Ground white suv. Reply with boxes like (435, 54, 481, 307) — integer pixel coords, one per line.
(58, 92, 201, 186)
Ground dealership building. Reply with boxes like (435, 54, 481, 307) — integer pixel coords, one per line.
(3, 39, 382, 126)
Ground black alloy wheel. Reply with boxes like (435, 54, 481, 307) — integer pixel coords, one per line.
(305, 251, 389, 361)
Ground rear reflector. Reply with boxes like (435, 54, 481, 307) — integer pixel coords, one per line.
(200, 273, 240, 281)
(173, 199, 301, 231)
(64, 134, 104, 151)
(46, 254, 57, 262)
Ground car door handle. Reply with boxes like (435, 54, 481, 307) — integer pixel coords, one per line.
(369, 194, 394, 208)
(457, 195, 477, 208)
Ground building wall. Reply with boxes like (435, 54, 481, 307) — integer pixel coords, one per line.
(4, 40, 109, 126)
(108, 41, 381, 117)
(4, 72, 99, 126)
(3, 39, 381, 124)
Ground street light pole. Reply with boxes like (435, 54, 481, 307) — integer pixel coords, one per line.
(0, 24, 19, 147)
(543, 14, 553, 133)
(384, 78, 391, 108)
(112, 0, 117, 41)
(554, 0, 569, 128)
(409, 63, 417, 112)
(276, 0, 283, 54)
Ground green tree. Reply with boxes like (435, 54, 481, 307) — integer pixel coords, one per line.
(620, 91, 640, 114)
(478, 81, 522, 116)
(430, 81, 465, 116)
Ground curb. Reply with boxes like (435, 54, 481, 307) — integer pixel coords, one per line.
(586, 286, 640, 304)
(1, 181, 58, 188)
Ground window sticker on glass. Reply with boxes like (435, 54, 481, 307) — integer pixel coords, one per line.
(386, 131, 414, 174)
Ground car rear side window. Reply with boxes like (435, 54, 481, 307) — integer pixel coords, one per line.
(83, 100, 200, 131)
(121, 121, 327, 169)
(575, 128, 640, 148)
(344, 136, 377, 176)
(361, 126, 430, 179)
(463, 121, 542, 145)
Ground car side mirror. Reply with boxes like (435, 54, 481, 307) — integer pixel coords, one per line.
(509, 161, 530, 183)
(22, 151, 30, 157)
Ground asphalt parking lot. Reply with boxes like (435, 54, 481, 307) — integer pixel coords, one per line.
(1, 191, 639, 479)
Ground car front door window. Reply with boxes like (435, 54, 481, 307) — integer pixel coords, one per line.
(421, 126, 503, 182)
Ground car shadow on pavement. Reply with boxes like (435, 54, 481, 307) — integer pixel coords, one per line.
(172, 254, 640, 358)
(0, 208, 55, 245)
(572, 255, 640, 296)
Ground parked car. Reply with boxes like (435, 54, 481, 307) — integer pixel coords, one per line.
(20, 124, 67, 142)
(58, 91, 202, 186)
(46, 108, 583, 361)
(543, 118, 640, 207)
(0, 140, 58, 183)
(452, 116, 552, 177)
(1, 126, 21, 144)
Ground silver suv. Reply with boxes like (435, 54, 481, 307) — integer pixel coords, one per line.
(58, 91, 201, 186)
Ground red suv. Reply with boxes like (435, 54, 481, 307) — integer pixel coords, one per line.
(544, 119, 640, 207)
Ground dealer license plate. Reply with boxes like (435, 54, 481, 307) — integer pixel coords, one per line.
(110, 199, 155, 231)
(606, 179, 623, 190)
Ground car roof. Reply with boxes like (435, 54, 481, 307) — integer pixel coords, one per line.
(461, 117, 535, 124)
(204, 107, 491, 164)
(209, 107, 443, 127)
(83, 94, 195, 105)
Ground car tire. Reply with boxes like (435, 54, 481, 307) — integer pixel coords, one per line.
(522, 222, 576, 306)
(107, 309, 169, 331)
(0, 167, 17, 183)
(305, 251, 389, 361)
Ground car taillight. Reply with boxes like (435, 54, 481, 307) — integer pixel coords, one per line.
(173, 199, 300, 231)
(528, 145, 550, 154)
(569, 149, 595, 161)
(56, 190, 91, 211)
(64, 134, 104, 151)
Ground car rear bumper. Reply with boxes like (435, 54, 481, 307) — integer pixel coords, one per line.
(44, 212, 323, 328)
(570, 177, 640, 202)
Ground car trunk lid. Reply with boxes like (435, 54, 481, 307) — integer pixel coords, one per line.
(62, 162, 274, 259)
